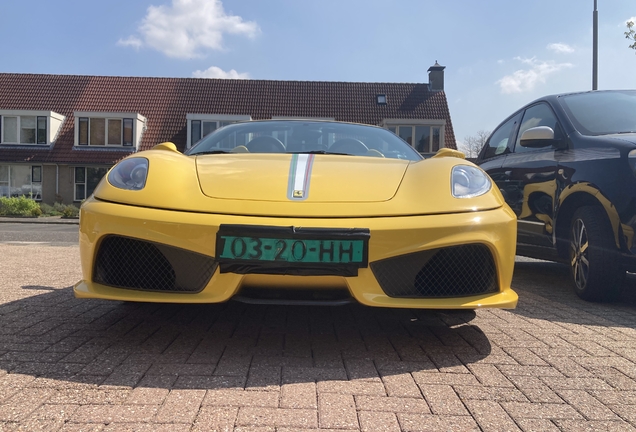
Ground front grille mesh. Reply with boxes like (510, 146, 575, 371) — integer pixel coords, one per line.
(94, 236, 216, 293)
(371, 244, 498, 298)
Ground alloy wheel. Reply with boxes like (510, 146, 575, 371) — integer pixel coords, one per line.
(570, 217, 589, 291)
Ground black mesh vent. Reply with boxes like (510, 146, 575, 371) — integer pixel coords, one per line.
(94, 236, 217, 293)
(370, 244, 498, 298)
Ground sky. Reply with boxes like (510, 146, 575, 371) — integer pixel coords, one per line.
(1, 0, 635, 150)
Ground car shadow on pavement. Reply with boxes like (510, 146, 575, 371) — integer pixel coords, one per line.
(0, 287, 491, 391)
(510, 260, 636, 328)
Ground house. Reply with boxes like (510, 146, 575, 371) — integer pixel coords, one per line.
(0, 62, 456, 205)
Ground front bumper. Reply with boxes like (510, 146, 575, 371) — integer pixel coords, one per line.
(74, 198, 518, 309)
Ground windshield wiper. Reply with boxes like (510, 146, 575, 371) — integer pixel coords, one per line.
(290, 150, 351, 155)
(191, 150, 231, 155)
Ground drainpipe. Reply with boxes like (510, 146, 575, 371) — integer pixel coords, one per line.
(56, 164, 59, 198)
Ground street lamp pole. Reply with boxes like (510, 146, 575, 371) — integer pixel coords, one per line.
(593, 0, 598, 90)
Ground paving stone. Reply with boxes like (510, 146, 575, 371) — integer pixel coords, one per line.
(467, 364, 515, 387)
(69, 405, 159, 423)
(245, 365, 281, 391)
(317, 380, 386, 396)
(412, 371, 480, 386)
(355, 395, 430, 414)
(380, 372, 421, 398)
(419, 384, 468, 416)
(280, 382, 317, 409)
(191, 406, 238, 432)
(48, 388, 130, 405)
(236, 407, 318, 428)
(464, 400, 522, 431)
(557, 389, 621, 421)
(454, 385, 528, 403)
(515, 418, 561, 432)
(155, 389, 205, 423)
(102, 424, 192, 432)
(0, 388, 54, 421)
(203, 389, 279, 408)
(608, 403, 636, 423)
(318, 393, 358, 429)
(397, 413, 480, 432)
(501, 402, 584, 420)
(553, 419, 636, 431)
(358, 411, 400, 432)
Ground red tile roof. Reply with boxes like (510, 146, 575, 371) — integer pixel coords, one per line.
(0, 73, 456, 164)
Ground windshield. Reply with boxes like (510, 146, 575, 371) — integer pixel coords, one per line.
(185, 120, 423, 161)
(559, 90, 636, 136)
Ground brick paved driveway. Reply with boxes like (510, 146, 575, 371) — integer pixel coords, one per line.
(1, 244, 636, 431)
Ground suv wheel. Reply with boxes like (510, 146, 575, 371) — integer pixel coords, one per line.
(569, 206, 624, 301)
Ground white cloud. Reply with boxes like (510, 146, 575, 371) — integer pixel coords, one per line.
(117, 36, 143, 50)
(497, 57, 573, 94)
(192, 66, 250, 79)
(547, 43, 574, 54)
(120, 0, 260, 59)
(626, 16, 636, 24)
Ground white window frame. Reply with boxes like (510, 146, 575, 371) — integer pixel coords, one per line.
(186, 114, 251, 148)
(382, 119, 446, 154)
(0, 110, 65, 146)
(74, 112, 146, 150)
(0, 164, 43, 200)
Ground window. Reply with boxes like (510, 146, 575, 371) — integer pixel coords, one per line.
(186, 114, 252, 148)
(75, 112, 145, 148)
(0, 165, 42, 200)
(0, 115, 48, 144)
(190, 120, 237, 146)
(481, 113, 521, 159)
(388, 124, 444, 153)
(74, 167, 109, 201)
(79, 117, 133, 146)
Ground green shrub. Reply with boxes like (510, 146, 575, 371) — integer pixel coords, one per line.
(37, 202, 80, 218)
(39, 203, 61, 216)
(61, 205, 80, 218)
(0, 196, 42, 216)
(53, 202, 66, 213)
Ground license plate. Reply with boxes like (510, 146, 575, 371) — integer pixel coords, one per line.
(215, 225, 370, 276)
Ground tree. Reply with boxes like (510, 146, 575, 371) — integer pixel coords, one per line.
(459, 130, 490, 158)
(626, 20, 636, 53)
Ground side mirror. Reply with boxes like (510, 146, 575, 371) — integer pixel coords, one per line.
(519, 126, 555, 148)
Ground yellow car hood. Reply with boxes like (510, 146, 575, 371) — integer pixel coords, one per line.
(94, 149, 505, 217)
(196, 154, 407, 202)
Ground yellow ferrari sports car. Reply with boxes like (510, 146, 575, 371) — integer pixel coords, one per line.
(74, 120, 518, 309)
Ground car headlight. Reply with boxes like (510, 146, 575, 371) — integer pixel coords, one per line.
(108, 158, 149, 191)
(451, 165, 491, 198)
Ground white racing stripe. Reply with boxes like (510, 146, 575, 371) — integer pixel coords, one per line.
(288, 154, 315, 200)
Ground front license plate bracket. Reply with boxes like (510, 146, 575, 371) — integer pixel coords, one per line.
(215, 225, 370, 276)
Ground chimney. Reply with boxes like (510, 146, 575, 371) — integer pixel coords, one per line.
(428, 61, 445, 91)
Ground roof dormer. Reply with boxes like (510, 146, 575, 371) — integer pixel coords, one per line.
(0, 110, 65, 146)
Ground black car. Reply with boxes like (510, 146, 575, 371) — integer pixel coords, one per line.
(476, 90, 636, 301)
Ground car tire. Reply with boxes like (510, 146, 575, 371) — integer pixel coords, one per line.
(569, 206, 625, 302)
